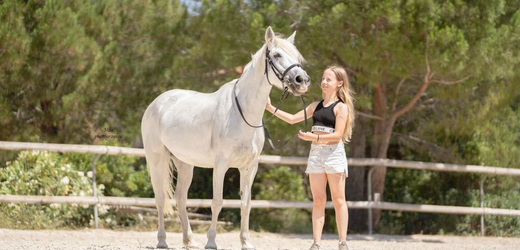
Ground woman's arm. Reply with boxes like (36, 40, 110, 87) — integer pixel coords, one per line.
(266, 98, 319, 125)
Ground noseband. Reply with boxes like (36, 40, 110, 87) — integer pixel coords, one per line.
(264, 48, 303, 88)
(233, 47, 308, 150)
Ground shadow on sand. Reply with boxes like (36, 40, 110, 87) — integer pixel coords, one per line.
(278, 233, 444, 244)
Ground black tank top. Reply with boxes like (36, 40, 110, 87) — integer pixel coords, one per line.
(312, 100, 342, 133)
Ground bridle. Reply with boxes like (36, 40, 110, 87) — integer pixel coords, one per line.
(263, 48, 303, 88)
(233, 47, 308, 150)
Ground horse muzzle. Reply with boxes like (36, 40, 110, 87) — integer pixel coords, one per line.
(287, 73, 310, 96)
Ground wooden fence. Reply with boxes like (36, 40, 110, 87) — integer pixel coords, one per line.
(1, 141, 519, 235)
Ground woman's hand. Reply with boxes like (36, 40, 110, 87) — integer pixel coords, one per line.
(266, 96, 272, 111)
(266, 97, 276, 113)
(298, 130, 317, 142)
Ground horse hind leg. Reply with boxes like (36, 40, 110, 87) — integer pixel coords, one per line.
(171, 156, 199, 248)
(146, 146, 175, 249)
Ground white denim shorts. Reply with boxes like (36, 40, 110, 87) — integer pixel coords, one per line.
(306, 143, 348, 177)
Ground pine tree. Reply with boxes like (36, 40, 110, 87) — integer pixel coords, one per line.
(299, 0, 520, 228)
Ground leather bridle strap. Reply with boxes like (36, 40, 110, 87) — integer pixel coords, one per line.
(264, 48, 302, 87)
(233, 79, 288, 128)
(233, 47, 308, 150)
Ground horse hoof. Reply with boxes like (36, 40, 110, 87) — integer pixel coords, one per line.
(204, 242, 217, 249)
(157, 241, 168, 249)
(242, 243, 255, 250)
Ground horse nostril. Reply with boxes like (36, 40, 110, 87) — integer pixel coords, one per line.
(295, 75, 303, 83)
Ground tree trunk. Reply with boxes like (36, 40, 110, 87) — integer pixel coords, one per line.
(346, 117, 367, 232)
(370, 117, 397, 226)
(371, 84, 386, 158)
(369, 76, 432, 227)
(370, 84, 388, 227)
(40, 99, 58, 137)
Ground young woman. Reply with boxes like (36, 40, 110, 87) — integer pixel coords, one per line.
(266, 66, 355, 250)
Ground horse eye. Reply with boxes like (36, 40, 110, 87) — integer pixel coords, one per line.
(273, 53, 281, 59)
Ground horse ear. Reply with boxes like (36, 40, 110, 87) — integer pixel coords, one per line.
(265, 26, 275, 45)
(287, 31, 296, 43)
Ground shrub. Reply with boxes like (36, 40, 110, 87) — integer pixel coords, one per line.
(0, 150, 112, 229)
(250, 166, 312, 233)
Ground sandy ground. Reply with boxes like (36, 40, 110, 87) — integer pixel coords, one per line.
(1, 229, 519, 250)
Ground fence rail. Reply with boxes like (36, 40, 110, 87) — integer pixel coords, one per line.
(2, 141, 520, 175)
(1, 141, 519, 236)
(2, 195, 520, 217)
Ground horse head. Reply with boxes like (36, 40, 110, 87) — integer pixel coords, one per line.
(264, 26, 310, 96)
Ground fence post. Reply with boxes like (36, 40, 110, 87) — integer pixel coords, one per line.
(367, 166, 376, 235)
(92, 154, 102, 229)
(479, 174, 490, 237)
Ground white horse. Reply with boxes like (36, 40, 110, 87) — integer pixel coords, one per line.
(141, 27, 310, 249)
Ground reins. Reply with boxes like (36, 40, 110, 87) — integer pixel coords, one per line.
(233, 47, 308, 150)
(263, 95, 307, 150)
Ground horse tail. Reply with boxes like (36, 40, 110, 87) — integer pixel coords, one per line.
(145, 145, 176, 216)
(142, 106, 176, 215)
(163, 154, 176, 215)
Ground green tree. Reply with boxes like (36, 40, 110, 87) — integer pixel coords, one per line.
(382, 79, 520, 235)
(2, 0, 520, 235)
(1, 0, 98, 143)
(70, 0, 189, 145)
(299, 0, 520, 228)
(0, 0, 190, 146)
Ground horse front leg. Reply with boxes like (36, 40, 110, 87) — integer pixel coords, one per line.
(239, 161, 259, 250)
(205, 161, 229, 249)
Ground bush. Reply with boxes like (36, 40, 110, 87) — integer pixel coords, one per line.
(0, 149, 178, 230)
(381, 168, 520, 236)
(250, 166, 312, 233)
(457, 176, 520, 236)
(66, 152, 152, 198)
(0, 150, 105, 228)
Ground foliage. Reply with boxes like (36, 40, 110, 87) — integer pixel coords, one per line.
(0, 150, 155, 229)
(383, 80, 520, 236)
(0, 0, 189, 146)
(250, 166, 312, 233)
(298, 0, 520, 228)
(0, 0, 519, 236)
(66, 151, 152, 198)
(0, 151, 104, 228)
(381, 169, 476, 234)
(470, 177, 520, 236)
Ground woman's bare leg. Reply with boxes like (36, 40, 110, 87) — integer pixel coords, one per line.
(327, 173, 348, 241)
(309, 173, 328, 243)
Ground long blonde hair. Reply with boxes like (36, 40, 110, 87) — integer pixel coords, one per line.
(325, 66, 355, 143)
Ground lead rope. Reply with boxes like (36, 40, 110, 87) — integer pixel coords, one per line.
(263, 95, 307, 150)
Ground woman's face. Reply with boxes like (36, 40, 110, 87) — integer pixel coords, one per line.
(320, 69, 342, 95)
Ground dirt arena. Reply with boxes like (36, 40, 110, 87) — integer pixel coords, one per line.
(1, 229, 519, 250)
